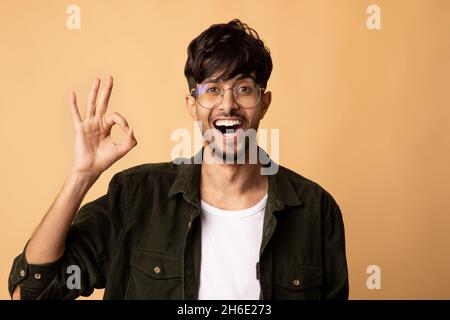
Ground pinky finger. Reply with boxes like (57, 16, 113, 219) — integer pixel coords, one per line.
(70, 91, 82, 124)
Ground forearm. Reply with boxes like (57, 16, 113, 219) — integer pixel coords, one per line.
(25, 171, 98, 265)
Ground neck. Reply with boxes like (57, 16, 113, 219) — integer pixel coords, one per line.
(200, 146, 268, 194)
(201, 162, 266, 195)
(199, 146, 269, 210)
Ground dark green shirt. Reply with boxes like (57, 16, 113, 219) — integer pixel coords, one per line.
(8, 153, 349, 300)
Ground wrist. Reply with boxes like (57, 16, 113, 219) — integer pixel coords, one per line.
(67, 169, 100, 188)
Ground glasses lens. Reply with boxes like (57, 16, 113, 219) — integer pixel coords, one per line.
(234, 82, 261, 108)
(196, 83, 223, 109)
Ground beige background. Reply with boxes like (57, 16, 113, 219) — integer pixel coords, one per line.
(1, 0, 449, 300)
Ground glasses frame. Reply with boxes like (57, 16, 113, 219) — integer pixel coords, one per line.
(190, 81, 266, 110)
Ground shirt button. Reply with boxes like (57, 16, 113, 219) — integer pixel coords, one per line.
(153, 266, 161, 274)
(293, 279, 301, 287)
(19, 270, 26, 277)
(34, 273, 42, 280)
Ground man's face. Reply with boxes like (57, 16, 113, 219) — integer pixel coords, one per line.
(186, 72, 272, 161)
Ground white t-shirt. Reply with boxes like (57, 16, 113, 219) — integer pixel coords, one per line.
(198, 194, 267, 300)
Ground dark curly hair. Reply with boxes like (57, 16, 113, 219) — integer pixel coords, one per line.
(184, 19, 273, 92)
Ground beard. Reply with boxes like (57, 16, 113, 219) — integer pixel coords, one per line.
(205, 129, 257, 164)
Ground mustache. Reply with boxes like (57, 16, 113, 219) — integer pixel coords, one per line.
(210, 112, 246, 122)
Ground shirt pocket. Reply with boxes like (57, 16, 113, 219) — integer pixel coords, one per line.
(272, 264, 323, 300)
(125, 248, 183, 299)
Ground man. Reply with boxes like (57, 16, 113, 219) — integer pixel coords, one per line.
(9, 19, 348, 300)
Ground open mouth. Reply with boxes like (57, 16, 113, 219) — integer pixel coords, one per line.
(213, 119, 243, 135)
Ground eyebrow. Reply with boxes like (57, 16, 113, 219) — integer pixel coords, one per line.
(205, 73, 256, 84)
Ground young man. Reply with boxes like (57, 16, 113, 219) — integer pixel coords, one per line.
(9, 19, 348, 300)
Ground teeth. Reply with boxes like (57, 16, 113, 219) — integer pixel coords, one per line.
(214, 119, 242, 127)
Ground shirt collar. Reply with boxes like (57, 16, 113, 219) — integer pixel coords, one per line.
(167, 150, 202, 207)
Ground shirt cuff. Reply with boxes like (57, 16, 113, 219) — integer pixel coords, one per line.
(8, 242, 63, 299)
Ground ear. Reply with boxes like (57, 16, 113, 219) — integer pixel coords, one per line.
(260, 91, 272, 120)
(185, 93, 198, 121)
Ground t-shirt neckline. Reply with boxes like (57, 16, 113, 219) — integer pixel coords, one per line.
(200, 194, 268, 218)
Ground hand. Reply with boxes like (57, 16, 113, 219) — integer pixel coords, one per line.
(69, 76, 137, 179)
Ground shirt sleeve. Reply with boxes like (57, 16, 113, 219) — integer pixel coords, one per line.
(321, 191, 349, 300)
(8, 172, 128, 300)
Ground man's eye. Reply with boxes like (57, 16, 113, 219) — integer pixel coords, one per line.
(237, 86, 253, 94)
(206, 86, 220, 94)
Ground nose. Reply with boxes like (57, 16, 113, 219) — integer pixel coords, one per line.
(218, 88, 239, 114)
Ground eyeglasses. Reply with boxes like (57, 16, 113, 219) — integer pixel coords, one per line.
(190, 81, 265, 109)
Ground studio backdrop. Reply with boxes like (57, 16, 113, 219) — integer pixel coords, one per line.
(1, 0, 449, 299)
